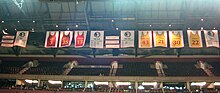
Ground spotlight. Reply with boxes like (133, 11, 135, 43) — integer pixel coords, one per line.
(188, 27, 190, 30)
(15, 28, 17, 31)
(56, 24, 59, 28)
(213, 27, 216, 29)
(5, 28, 7, 31)
(201, 18, 204, 21)
(67, 28, 70, 30)
(149, 25, 152, 27)
(33, 20, 35, 23)
(201, 27, 203, 30)
(116, 28, 119, 30)
(75, 25, 78, 28)
(1, 21, 4, 23)
(111, 20, 114, 22)
(17, 21, 20, 23)
(169, 24, 172, 27)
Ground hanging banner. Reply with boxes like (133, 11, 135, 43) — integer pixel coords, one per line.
(44, 31, 59, 48)
(153, 31, 167, 47)
(204, 30, 219, 48)
(138, 31, 152, 48)
(13, 31, 29, 48)
(120, 30, 134, 48)
(187, 30, 203, 48)
(90, 31, 104, 48)
(105, 36, 120, 48)
(169, 31, 184, 48)
(59, 31, 73, 47)
(74, 31, 87, 48)
(1, 35, 15, 47)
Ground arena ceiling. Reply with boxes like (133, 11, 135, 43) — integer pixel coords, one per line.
(0, 0, 220, 59)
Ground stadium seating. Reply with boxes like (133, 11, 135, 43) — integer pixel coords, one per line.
(24, 62, 66, 75)
(0, 61, 26, 74)
(68, 68, 110, 76)
(163, 62, 207, 76)
(208, 62, 220, 76)
(116, 62, 158, 76)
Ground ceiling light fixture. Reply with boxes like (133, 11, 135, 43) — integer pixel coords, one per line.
(201, 18, 204, 21)
(33, 20, 35, 23)
(48, 80, 62, 84)
(169, 24, 172, 27)
(56, 24, 59, 28)
(142, 82, 157, 86)
(75, 25, 78, 28)
(94, 81, 108, 85)
(191, 82, 206, 86)
(1, 21, 4, 23)
(201, 27, 203, 30)
(116, 28, 119, 30)
(214, 82, 220, 86)
(116, 82, 131, 86)
(25, 79, 38, 84)
(31, 28, 34, 31)
(17, 21, 20, 23)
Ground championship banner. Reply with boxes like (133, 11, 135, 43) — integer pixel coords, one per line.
(74, 31, 87, 48)
(44, 31, 59, 48)
(90, 31, 104, 48)
(105, 36, 120, 48)
(204, 30, 219, 48)
(169, 31, 184, 48)
(138, 31, 152, 48)
(153, 31, 167, 47)
(1, 35, 15, 47)
(187, 30, 203, 48)
(14, 31, 29, 48)
(120, 30, 134, 48)
(59, 31, 73, 47)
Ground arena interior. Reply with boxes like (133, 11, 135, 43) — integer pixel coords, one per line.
(0, 0, 220, 93)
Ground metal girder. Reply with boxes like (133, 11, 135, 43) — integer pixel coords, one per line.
(0, 74, 220, 82)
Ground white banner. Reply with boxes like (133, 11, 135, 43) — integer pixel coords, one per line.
(105, 36, 120, 48)
(14, 31, 29, 48)
(44, 31, 59, 48)
(204, 30, 219, 48)
(1, 35, 15, 47)
(74, 31, 87, 48)
(169, 31, 184, 48)
(120, 30, 134, 48)
(59, 31, 73, 47)
(153, 31, 167, 47)
(138, 31, 152, 48)
(90, 31, 104, 48)
(187, 30, 203, 48)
